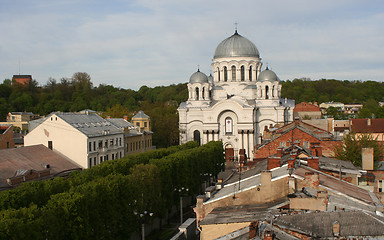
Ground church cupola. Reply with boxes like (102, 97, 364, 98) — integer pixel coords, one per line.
(256, 67, 281, 100)
(187, 69, 211, 104)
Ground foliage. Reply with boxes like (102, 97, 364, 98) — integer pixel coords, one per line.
(325, 106, 349, 120)
(0, 141, 224, 239)
(333, 133, 384, 167)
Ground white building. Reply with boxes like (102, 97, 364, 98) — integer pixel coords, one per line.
(24, 112, 124, 169)
(178, 30, 294, 160)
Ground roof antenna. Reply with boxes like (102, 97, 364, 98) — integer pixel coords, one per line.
(198, 65, 200, 72)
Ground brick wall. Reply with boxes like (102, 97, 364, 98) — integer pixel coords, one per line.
(254, 128, 320, 159)
(0, 126, 15, 149)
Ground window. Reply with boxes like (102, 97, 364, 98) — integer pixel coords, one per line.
(93, 141, 96, 151)
(202, 87, 205, 100)
(89, 142, 92, 152)
(217, 67, 220, 81)
(240, 66, 245, 81)
(105, 140, 108, 148)
(272, 86, 275, 98)
(48, 141, 53, 150)
(303, 141, 310, 148)
(119, 138, 122, 146)
(100, 156, 103, 163)
(225, 117, 233, 134)
(112, 154, 115, 160)
(379, 180, 383, 193)
(89, 158, 92, 167)
(265, 86, 269, 99)
(110, 139, 114, 146)
(193, 130, 201, 146)
(99, 141, 103, 149)
(224, 67, 228, 81)
(195, 87, 199, 100)
(231, 65, 236, 81)
(105, 155, 109, 161)
(144, 122, 147, 127)
(280, 141, 286, 147)
(6, 142, 9, 148)
(94, 157, 96, 166)
(249, 66, 252, 81)
(136, 122, 140, 127)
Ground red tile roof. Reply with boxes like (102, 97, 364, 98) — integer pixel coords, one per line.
(294, 102, 321, 112)
(350, 119, 384, 133)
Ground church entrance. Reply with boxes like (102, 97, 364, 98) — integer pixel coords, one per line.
(225, 147, 234, 162)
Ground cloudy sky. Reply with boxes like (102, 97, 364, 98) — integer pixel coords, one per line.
(0, 0, 383, 90)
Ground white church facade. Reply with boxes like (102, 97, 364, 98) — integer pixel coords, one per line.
(178, 30, 294, 160)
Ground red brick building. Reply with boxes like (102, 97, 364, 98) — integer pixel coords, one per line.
(0, 124, 14, 149)
(12, 75, 32, 85)
(255, 120, 341, 159)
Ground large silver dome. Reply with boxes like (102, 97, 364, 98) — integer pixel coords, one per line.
(189, 70, 208, 84)
(214, 31, 260, 59)
(258, 67, 280, 82)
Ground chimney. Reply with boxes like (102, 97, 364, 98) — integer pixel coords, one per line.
(288, 159, 295, 169)
(307, 157, 319, 170)
(261, 170, 272, 186)
(315, 145, 323, 157)
(123, 115, 129, 121)
(367, 118, 371, 126)
(106, 116, 111, 119)
(362, 147, 374, 170)
(249, 221, 259, 239)
(333, 221, 340, 237)
(276, 147, 283, 157)
(304, 172, 319, 188)
(267, 157, 281, 170)
(264, 230, 274, 240)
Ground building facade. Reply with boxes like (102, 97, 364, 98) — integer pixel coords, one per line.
(178, 31, 294, 160)
(0, 124, 14, 149)
(24, 112, 124, 169)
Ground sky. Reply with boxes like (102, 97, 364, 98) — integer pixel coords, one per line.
(0, 0, 383, 90)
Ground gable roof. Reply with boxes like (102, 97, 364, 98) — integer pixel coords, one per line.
(350, 118, 384, 133)
(51, 112, 122, 138)
(132, 110, 149, 119)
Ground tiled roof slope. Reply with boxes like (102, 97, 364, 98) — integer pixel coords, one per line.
(350, 118, 384, 133)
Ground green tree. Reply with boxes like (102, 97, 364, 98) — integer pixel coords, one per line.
(334, 133, 384, 167)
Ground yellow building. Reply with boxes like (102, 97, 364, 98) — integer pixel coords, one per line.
(131, 111, 151, 133)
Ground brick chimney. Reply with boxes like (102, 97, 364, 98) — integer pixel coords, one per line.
(315, 145, 323, 157)
(267, 157, 281, 170)
(304, 172, 319, 188)
(276, 147, 283, 157)
(123, 115, 129, 121)
(307, 157, 319, 170)
(106, 116, 111, 119)
(288, 159, 295, 169)
(264, 230, 274, 240)
(333, 221, 340, 237)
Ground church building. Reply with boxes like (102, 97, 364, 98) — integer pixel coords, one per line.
(178, 30, 294, 160)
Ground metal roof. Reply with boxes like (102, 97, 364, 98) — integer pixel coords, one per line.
(189, 70, 209, 84)
(54, 112, 122, 137)
(132, 110, 150, 119)
(214, 31, 260, 59)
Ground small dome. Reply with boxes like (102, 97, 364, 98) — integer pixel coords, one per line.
(258, 67, 280, 82)
(214, 31, 260, 59)
(189, 70, 208, 84)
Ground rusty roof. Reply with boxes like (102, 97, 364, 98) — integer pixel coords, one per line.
(350, 118, 384, 133)
(294, 102, 321, 112)
(0, 145, 81, 188)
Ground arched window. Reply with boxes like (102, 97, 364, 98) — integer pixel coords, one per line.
(231, 65, 236, 81)
(209, 90, 212, 99)
(224, 67, 228, 81)
(193, 130, 201, 146)
(272, 85, 275, 98)
(265, 86, 269, 99)
(202, 87, 205, 100)
(195, 87, 199, 100)
(217, 67, 220, 81)
(249, 66, 252, 81)
(240, 66, 245, 81)
(225, 117, 233, 134)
